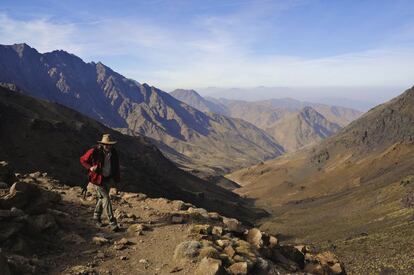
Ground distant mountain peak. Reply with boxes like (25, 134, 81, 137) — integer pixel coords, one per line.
(10, 43, 38, 58)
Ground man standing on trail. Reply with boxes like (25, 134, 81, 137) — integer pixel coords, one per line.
(80, 134, 121, 232)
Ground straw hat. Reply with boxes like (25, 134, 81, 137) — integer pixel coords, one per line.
(98, 134, 117, 145)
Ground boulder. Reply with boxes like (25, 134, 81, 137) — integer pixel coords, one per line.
(173, 241, 202, 263)
(223, 217, 244, 233)
(227, 262, 248, 275)
(199, 246, 220, 260)
(246, 228, 263, 248)
(196, 257, 226, 275)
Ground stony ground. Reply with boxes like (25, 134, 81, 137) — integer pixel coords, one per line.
(0, 169, 345, 275)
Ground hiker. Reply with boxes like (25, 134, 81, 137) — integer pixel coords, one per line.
(80, 134, 121, 231)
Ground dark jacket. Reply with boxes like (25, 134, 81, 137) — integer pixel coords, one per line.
(80, 145, 120, 185)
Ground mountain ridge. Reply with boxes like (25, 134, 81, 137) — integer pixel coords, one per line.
(0, 43, 284, 176)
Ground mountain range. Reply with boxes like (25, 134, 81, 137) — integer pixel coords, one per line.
(227, 86, 414, 274)
(0, 43, 284, 176)
(170, 89, 360, 152)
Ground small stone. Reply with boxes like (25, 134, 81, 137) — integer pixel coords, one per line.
(212, 226, 223, 236)
(116, 238, 130, 245)
(120, 256, 128, 261)
(128, 223, 147, 233)
(92, 236, 109, 246)
(224, 246, 235, 258)
(29, 172, 42, 178)
(139, 259, 149, 264)
(269, 235, 279, 248)
(216, 239, 231, 248)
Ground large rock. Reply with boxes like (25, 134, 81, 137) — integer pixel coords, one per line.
(246, 228, 263, 248)
(173, 241, 202, 264)
(222, 217, 244, 233)
(195, 257, 226, 275)
(227, 262, 248, 275)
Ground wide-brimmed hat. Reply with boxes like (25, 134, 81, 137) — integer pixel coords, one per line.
(98, 134, 117, 145)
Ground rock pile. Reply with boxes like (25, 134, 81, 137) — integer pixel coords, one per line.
(170, 206, 346, 274)
(0, 165, 63, 273)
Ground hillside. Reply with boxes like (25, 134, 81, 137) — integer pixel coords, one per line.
(0, 43, 283, 176)
(0, 85, 268, 223)
(227, 86, 414, 274)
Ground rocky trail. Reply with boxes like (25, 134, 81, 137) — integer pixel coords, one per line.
(0, 162, 345, 275)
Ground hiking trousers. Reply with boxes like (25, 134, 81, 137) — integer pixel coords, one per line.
(93, 180, 117, 226)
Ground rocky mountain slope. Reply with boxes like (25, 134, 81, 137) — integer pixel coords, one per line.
(265, 107, 341, 152)
(171, 90, 351, 152)
(0, 85, 267, 223)
(0, 164, 345, 274)
(227, 86, 414, 274)
(0, 43, 283, 176)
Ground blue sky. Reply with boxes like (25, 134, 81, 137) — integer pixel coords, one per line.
(1, 0, 414, 96)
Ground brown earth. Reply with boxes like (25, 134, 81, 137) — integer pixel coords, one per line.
(0, 170, 345, 275)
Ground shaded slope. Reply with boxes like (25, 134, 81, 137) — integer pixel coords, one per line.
(0, 43, 283, 175)
(0, 86, 267, 223)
